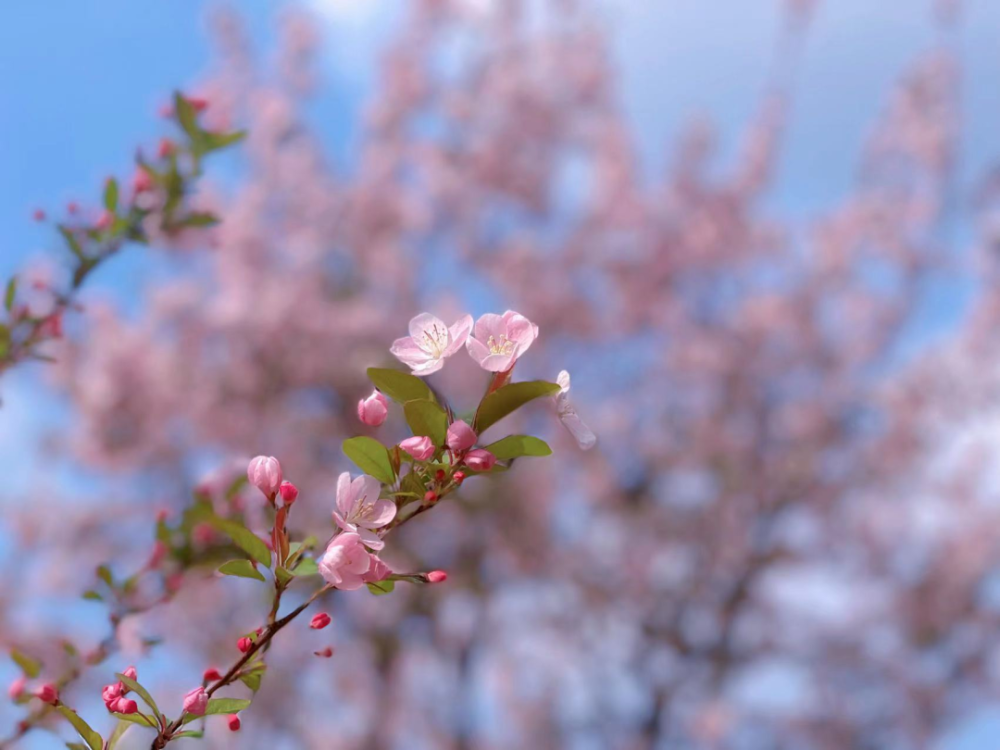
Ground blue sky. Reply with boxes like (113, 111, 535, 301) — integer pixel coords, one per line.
(3, 1, 1000, 746)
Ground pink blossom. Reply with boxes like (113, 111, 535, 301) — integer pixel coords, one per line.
(399, 435, 435, 461)
(278, 480, 299, 508)
(465, 311, 539, 372)
(309, 612, 331, 629)
(318, 532, 371, 590)
(464, 449, 497, 472)
(122, 666, 138, 682)
(7, 677, 25, 700)
(357, 390, 389, 426)
(553, 370, 597, 450)
(446, 420, 477, 452)
(364, 555, 392, 583)
(182, 686, 208, 716)
(390, 313, 473, 376)
(332, 472, 396, 550)
(247, 455, 282, 498)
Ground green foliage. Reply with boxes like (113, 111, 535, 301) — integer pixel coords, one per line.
(116, 673, 160, 716)
(10, 648, 41, 678)
(366, 579, 395, 595)
(238, 662, 267, 693)
(484, 435, 552, 460)
(55, 706, 103, 750)
(218, 559, 266, 582)
(103, 178, 119, 212)
(367, 367, 436, 404)
(181, 698, 252, 724)
(474, 381, 561, 433)
(343, 436, 396, 483)
(4, 277, 16, 312)
(204, 516, 272, 567)
(403, 399, 449, 446)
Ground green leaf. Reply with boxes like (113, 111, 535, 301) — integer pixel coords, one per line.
(96, 565, 114, 588)
(181, 698, 252, 724)
(56, 706, 103, 750)
(400, 471, 426, 497)
(484, 435, 553, 460)
(111, 712, 157, 728)
(224, 474, 248, 501)
(366, 367, 435, 404)
(291, 558, 318, 577)
(475, 381, 561, 433)
(202, 130, 246, 152)
(342, 436, 395, 484)
(173, 92, 201, 143)
(218, 560, 266, 582)
(205, 516, 272, 567)
(10, 649, 41, 678)
(179, 211, 219, 228)
(366, 579, 395, 596)
(82, 590, 103, 602)
(238, 662, 266, 693)
(106, 720, 130, 750)
(403, 399, 449, 447)
(173, 730, 205, 738)
(4, 277, 16, 312)
(66, 743, 88, 750)
(116, 673, 159, 717)
(103, 178, 119, 212)
(275, 566, 293, 586)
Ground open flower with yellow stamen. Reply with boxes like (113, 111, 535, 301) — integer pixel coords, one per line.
(390, 312, 473, 376)
(466, 310, 539, 372)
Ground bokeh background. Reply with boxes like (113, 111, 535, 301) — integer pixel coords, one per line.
(4, 0, 1000, 747)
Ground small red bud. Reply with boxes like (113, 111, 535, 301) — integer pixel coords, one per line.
(203, 668, 222, 682)
(117, 698, 139, 715)
(237, 637, 253, 654)
(36, 684, 58, 704)
(426, 570, 448, 584)
(424, 490, 438, 503)
(155, 509, 169, 524)
(453, 471, 466, 485)
(309, 613, 331, 630)
(96, 210, 114, 231)
(278, 481, 299, 507)
(122, 666, 138, 682)
(132, 168, 154, 194)
(313, 647, 334, 658)
(67, 201, 79, 214)
(157, 138, 175, 159)
(228, 714, 241, 732)
(32, 209, 46, 222)
(435, 469, 446, 482)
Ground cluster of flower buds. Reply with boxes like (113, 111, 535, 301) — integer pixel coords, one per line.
(101, 667, 139, 714)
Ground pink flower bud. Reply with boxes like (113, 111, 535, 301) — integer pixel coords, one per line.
(96, 210, 114, 231)
(122, 666, 138, 682)
(424, 490, 438, 503)
(182, 686, 208, 716)
(237, 637, 253, 654)
(278, 481, 299, 508)
(464, 449, 496, 472)
(67, 201, 79, 214)
(435, 469, 446, 482)
(426, 570, 448, 584)
(102, 683, 123, 704)
(309, 613, 331, 630)
(157, 138, 175, 159)
(446, 420, 476, 452)
(453, 471, 466, 485)
(203, 668, 222, 683)
(36, 684, 58, 704)
(247, 456, 282, 498)
(116, 698, 139, 715)
(228, 714, 241, 731)
(32, 209, 46, 222)
(8, 677, 25, 700)
(357, 390, 389, 426)
(399, 436, 435, 461)
(313, 647, 334, 658)
(132, 168, 154, 194)
(147, 541, 167, 569)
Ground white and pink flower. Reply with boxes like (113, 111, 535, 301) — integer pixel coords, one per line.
(318, 532, 371, 590)
(390, 313, 473, 376)
(466, 311, 538, 372)
(332, 472, 396, 550)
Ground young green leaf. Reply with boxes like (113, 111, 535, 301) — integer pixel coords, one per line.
(116, 673, 159, 717)
(82, 590, 103, 602)
(173, 730, 206, 738)
(10, 648, 41, 678)
(56, 706, 103, 750)
(205, 516, 272, 567)
(484, 435, 553, 460)
(474, 381, 561, 433)
(111, 712, 157, 728)
(291, 558, 319, 577)
(403, 399, 449, 446)
(103, 178, 119, 212)
(4, 277, 16, 312)
(366, 579, 395, 596)
(366, 367, 435, 404)
(342, 436, 395, 483)
(218, 560, 266, 582)
(181, 698, 252, 724)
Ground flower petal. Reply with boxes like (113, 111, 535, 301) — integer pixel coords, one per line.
(357, 527, 385, 550)
(335, 472, 354, 518)
(443, 314, 474, 357)
(357, 498, 397, 529)
(466, 336, 492, 367)
(390, 336, 433, 368)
